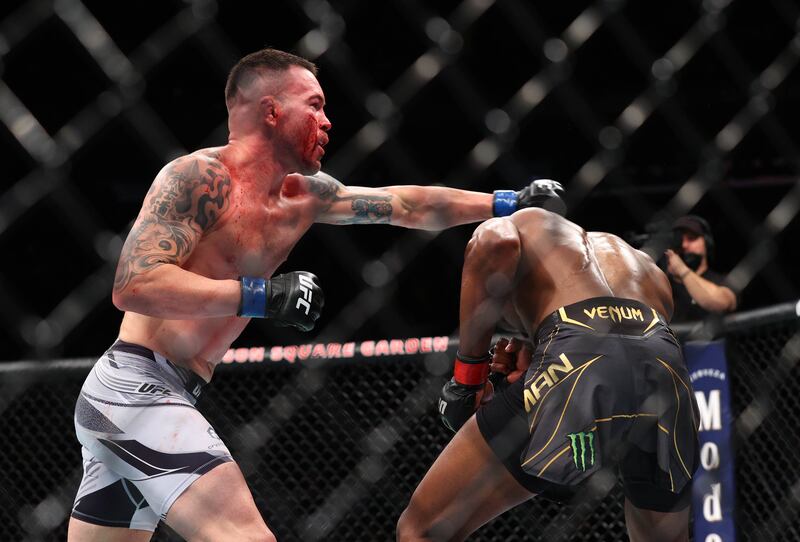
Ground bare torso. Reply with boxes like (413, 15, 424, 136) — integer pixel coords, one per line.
(118, 147, 321, 379)
(502, 209, 674, 337)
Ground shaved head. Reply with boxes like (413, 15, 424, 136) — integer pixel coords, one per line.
(225, 48, 317, 109)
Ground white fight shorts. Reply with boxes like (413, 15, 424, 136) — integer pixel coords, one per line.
(71, 340, 232, 531)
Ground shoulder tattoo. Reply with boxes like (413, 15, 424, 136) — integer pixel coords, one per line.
(114, 156, 231, 292)
(147, 156, 230, 229)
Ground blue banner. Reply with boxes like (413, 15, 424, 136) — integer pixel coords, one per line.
(685, 340, 736, 542)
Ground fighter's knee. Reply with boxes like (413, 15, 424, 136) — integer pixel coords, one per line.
(232, 521, 277, 542)
(191, 528, 276, 542)
(240, 527, 276, 542)
(182, 515, 276, 542)
(396, 508, 417, 541)
(234, 533, 277, 542)
(397, 506, 444, 542)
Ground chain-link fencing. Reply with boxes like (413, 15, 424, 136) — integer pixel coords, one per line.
(0, 304, 797, 541)
(0, 0, 798, 362)
(2, 0, 800, 540)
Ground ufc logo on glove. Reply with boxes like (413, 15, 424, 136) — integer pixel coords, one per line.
(296, 273, 315, 315)
(238, 271, 322, 332)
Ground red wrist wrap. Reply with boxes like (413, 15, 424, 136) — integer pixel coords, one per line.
(453, 354, 491, 386)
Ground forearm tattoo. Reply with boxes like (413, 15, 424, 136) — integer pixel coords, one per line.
(114, 154, 231, 293)
(306, 175, 341, 202)
(351, 199, 393, 221)
(307, 175, 394, 224)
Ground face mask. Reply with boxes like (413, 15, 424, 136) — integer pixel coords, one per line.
(683, 252, 703, 271)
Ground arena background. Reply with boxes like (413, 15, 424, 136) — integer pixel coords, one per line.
(0, 0, 799, 540)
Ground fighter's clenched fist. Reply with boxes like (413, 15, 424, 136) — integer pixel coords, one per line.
(239, 272, 324, 331)
(487, 337, 533, 396)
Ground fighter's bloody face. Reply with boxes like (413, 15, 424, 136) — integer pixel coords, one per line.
(278, 67, 330, 175)
(298, 115, 324, 173)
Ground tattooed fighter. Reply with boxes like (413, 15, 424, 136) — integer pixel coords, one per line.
(68, 48, 564, 542)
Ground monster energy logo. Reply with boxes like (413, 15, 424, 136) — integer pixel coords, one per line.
(567, 431, 595, 471)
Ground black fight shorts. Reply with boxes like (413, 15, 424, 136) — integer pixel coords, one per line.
(476, 297, 699, 512)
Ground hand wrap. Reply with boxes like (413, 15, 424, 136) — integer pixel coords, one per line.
(453, 351, 491, 386)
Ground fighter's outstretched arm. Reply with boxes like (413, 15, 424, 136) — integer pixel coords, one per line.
(112, 154, 241, 319)
(306, 172, 565, 230)
(307, 172, 492, 230)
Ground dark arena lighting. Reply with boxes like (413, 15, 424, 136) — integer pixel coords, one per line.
(1, 1, 799, 541)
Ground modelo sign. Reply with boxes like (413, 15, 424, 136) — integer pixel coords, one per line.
(686, 340, 736, 542)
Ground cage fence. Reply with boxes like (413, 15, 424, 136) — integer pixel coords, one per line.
(0, 309, 798, 541)
(0, 0, 798, 359)
(1, 0, 799, 540)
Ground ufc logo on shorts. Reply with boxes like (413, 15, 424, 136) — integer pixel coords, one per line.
(296, 274, 314, 315)
(438, 398, 447, 415)
(138, 383, 171, 395)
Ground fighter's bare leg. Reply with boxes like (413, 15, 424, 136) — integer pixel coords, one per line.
(165, 462, 276, 542)
(397, 416, 533, 542)
(624, 498, 689, 542)
(67, 519, 153, 542)
(68, 462, 273, 542)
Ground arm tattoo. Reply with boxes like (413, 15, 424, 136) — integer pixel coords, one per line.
(307, 174, 394, 224)
(350, 199, 393, 223)
(306, 175, 343, 202)
(114, 155, 231, 293)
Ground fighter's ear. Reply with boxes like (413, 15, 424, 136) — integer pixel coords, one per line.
(261, 96, 280, 127)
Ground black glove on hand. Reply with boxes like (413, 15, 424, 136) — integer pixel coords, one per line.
(438, 379, 481, 433)
(493, 179, 566, 217)
(517, 179, 566, 216)
(266, 272, 324, 331)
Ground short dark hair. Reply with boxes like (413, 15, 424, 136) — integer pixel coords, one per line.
(225, 48, 317, 105)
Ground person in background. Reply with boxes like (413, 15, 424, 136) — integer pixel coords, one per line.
(664, 215, 737, 323)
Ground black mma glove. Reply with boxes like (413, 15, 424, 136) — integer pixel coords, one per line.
(238, 272, 324, 331)
(493, 179, 566, 217)
(438, 351, 491, 433)
(438, 379, 482, 433)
